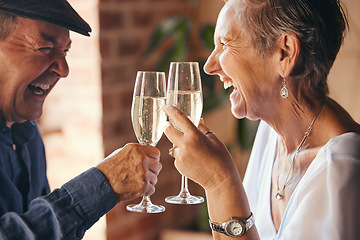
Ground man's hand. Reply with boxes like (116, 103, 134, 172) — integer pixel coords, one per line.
(96, 143, 162, 202)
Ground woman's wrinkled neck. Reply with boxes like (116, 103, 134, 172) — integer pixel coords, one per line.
(265, 95, 325, 155)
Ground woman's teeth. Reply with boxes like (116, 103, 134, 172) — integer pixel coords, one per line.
(224, 81, 234, 89)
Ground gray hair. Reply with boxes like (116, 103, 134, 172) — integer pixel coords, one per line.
(0, 11, 18, 40)
(226, 0, 348, 98)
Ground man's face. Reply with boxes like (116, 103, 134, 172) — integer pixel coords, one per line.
(0, 17, 71, 123)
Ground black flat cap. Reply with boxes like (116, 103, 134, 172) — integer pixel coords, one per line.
(0, 0, 91, 36)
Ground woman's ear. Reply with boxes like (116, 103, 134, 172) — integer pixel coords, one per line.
(276, 34, 301, 78)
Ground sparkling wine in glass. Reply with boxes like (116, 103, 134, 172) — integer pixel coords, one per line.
(126, 71, 167, 213)
(165, 62, 205, 204)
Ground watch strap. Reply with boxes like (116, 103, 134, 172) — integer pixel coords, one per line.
(209, 213, 255, 237)
(209, 219, 228, 235)
(245, 213, 255, 231)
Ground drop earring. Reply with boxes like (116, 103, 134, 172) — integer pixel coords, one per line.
(280, 78, 289, 98)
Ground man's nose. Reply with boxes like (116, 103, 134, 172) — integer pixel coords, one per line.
(50, 55, 69, 78)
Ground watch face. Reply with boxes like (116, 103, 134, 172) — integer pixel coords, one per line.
(225, 220, 244, 237)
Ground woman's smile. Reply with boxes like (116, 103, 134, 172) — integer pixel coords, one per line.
(223, 78, 235, 90)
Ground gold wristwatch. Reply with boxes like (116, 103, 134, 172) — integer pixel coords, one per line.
(209, 213, 255, 237)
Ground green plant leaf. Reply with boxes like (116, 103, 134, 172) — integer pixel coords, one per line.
(145, 17, 191, 71)
(237, 119, 260, 150)
(199, 24, 215, 50)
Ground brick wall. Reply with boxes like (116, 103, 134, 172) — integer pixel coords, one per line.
(39, 0, 105, 239)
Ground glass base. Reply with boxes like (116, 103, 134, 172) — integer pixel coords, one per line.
(126, 197, 165, 213)
(126, 203, 165, 213)
(165, 192, 204, 205)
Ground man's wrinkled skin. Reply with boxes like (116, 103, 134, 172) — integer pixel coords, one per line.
(0, 17, 163, 204)
(97, 143, 162, 202)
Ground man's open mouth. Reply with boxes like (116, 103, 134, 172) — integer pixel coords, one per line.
(28, 83, 51, 96)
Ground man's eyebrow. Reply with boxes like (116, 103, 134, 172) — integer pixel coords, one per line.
(40, 32, 72, 48)
(67, 40, 72, 48)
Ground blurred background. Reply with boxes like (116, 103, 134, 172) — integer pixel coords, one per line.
(37, 0, 360, 239)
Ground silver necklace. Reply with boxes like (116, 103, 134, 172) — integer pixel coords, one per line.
(275, 100, 326, 200)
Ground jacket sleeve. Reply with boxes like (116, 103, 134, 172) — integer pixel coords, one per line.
(0, 167, 117, 240)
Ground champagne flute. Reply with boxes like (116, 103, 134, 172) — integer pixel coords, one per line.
(126, 71, 167, 213)
(165, 62, 204, 204)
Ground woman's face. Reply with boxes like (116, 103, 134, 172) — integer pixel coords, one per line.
(204, 3, 279, 120)
(0, 17, 71, 123)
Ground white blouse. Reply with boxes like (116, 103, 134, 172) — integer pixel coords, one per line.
(243, 121, 360, 240)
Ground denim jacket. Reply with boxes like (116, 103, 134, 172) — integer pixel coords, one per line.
(0, 121, 116, 239)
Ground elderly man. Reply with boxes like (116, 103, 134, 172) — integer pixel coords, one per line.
(0, 0, 162, 239)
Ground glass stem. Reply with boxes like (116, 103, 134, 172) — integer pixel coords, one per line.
(179, 175, 190, 198)
(140, 195, 152, 206)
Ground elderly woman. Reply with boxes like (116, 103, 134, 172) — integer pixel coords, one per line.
(164, 0, 360, 239)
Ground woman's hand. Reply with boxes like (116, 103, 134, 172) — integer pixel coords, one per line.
(163, 105, 240, 192)
(164, 105, 257, 240)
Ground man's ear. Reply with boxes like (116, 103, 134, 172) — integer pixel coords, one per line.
(276, 34, 301, 78)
